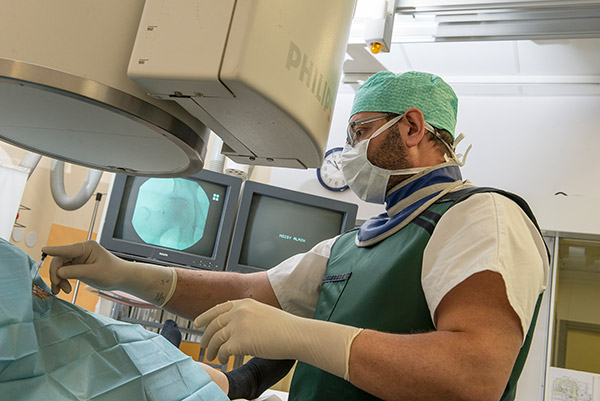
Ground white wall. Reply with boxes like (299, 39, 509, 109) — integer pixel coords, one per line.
(458, 96, 600, 199)
(0, 141, 114, 260)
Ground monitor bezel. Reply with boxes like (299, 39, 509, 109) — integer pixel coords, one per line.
(226, 181, 358, 273)
(99, 169, 242, 271)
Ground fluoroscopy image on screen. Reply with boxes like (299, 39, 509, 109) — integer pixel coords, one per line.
(132, 178, 209, 250)
(113, 176, 227, 257)
(239, 194, 344, 270)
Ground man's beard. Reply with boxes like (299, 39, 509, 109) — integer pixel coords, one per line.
(368, 125, 414, 191)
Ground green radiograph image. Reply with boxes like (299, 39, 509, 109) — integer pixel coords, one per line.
(132, 178, 210, 250)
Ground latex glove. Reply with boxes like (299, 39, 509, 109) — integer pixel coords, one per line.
(194, 299, 363, 380)
(42, 240, 177, 307)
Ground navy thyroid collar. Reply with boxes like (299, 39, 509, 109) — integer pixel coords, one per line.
(356, 164, 463, 246)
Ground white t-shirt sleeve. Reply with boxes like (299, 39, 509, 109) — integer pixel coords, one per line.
(422, 193, 549, 341)
(267, 237, 336, 318)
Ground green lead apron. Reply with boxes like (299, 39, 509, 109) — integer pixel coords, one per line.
(288, 188, 546, 401)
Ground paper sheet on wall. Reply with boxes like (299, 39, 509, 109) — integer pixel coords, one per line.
(548, 366, 600, 401)
(0, 164, 27, 241)
(0, 238, 229, 401)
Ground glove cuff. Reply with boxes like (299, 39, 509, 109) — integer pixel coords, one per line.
(295, 318, 363, 380)
(119, 262, 177, 307)
(158, 267, 177, 308)
(343, 328, 363, 381)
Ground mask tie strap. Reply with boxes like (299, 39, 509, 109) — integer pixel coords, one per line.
(442, 132, 472, 167)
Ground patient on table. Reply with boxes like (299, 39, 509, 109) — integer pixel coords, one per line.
(0, 238, 229, 400)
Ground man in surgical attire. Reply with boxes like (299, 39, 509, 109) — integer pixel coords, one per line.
(45, 71, 549, 401)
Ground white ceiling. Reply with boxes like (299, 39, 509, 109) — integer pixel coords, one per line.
(344, 39, 600, 96)
(344, 1, 600, 96)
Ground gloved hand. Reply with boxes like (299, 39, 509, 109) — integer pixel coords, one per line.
(42, 240, 177, 307)
(193, 299, 363, 380)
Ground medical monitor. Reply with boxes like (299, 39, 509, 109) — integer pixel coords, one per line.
(100, 170, 242, 271)
(226, 181, 358, 273)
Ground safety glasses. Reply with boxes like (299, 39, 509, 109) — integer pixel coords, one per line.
(346, 113, 393, 147)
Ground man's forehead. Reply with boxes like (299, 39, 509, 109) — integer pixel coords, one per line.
(349, 111, 385, 123)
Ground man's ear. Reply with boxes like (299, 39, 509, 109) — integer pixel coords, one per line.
(403, 108, 427, 148)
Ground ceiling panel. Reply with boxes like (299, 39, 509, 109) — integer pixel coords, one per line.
(517, 38, 600, 75)
(450, 83, 523, 96)
(521, 84, 600, 96)
(398, 41, 518, 75)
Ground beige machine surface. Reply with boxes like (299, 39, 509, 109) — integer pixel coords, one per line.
(0, 0, 355, 175)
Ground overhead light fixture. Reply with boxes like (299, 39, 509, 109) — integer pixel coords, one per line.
(392, 1, 600, 42)
(359, 0, 396, 53)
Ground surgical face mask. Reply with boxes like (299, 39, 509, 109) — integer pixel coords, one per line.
(341, 114, 429, 204)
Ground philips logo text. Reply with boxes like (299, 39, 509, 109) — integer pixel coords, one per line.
(286, 41, 333, 119)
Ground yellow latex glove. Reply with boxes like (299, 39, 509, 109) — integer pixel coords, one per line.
(194, 299, 363, 380)
(43, 240, 177, 307)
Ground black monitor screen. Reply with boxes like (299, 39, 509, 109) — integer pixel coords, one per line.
(239, 194, 345, 269)
(113, 176, 227, 257)
(100, 170, 241, 270)
(226, 181, 358, 273)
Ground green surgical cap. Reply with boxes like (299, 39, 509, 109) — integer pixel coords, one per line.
(350, 71, 458, 138)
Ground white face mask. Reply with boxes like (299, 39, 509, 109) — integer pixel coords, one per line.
(341, 114, 429, 204)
